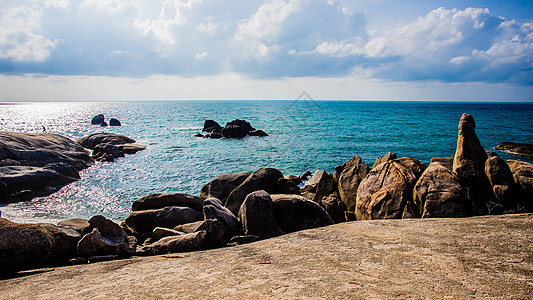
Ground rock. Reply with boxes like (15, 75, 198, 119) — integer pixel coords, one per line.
(151, 231, 206, 255)
(430, 156, 454, 170)
(58, 218, 90, 234)
(284, 171, 312, 186)
(194, 133, 204, 138)
(91, 143, 124, 162)
(395, 157, 426, 179)
(39, 223, 81, 263)
(355, 159, 420, 220)
(452, 113, 493, 215)
(249, 130, 268, 137)
(76, 133, 136, 149)
(109, 118, 121, 126)
(225, 119, 254, 133)
(202, 120, 222, 133)
(199, 172, 251, 204)
(174, 219, 225, 249)
(373, 151, 397, 169)
(152, 227, 184, 242)
(305, 170, 335, 203)
(333, 156, 370, 212)
(496, 142, 533, 158)
(319, 192, 347, 223)
(506, 160, 533, 212)
(221, 125, 248, 138)
(270, 194, 334, 233)
(276, 178, 300, 195)
(0, 218, 54, 273)
(225, 168, 284, 215)
(132, 193, 204, 212)
(413, 162, 469, 218)
(100, 121, 108, 127)
(203, 198, 242, 240)
(229, 235, 260, 245)
(91, 114, 104, 125)
(239, 191, 284, 239)
(204, 132, 222, 139)
(77, 215, 134, 259)
(125, 206, 204, 235)
(116, 143, 146, 154)
(485, 156, 517, 212)
(88, 254, 121, 263)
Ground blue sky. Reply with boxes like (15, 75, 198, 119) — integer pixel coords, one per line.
(0, 0, 532, 101)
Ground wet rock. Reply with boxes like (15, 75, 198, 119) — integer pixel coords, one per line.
(199, 172, 251, 204)
(452, 113, 493, 215)
(125, 206, 203, 235)
(204, 132, 222, 139)
(132, 193, 204, 212)
(225, 168, 284, 215)
(239, 191, 284, 239)
(355, 159, 420, 220)
(109, 118, 121, 126)
(203, 198, 242, 240)
(334, 156, 370, 212)
(249, 130, 268, 137)
(91, 114, 104, 125)
(151, 231, 206, 255)
(76, 133, 136, 149)
(116, 143, 146, 154)
(413, 162, 469, 218)
(0, 218, 54, 273)
(271, 194, 334, 233)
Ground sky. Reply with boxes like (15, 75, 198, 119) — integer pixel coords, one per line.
(0, 0, 532, 101)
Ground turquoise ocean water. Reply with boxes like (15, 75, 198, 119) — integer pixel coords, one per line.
(1, 101, 532, 223)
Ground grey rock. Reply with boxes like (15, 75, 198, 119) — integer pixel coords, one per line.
(271, 194, 334, 233)
(40, 223, 81, 263)
(203, 198, 242, 240)
(132, 193, 204, 212)
(58, 218, 90, 234)
(199, 172, 250, 204)
(151, 231, 206, 255)
(175, 219, 225, 249)
(125, 206, 203, 235)
(239, 190, 284, 239)
(76, 133, 136, 149)
(109, 118, 121, 126)
(91, 114, 105, 125)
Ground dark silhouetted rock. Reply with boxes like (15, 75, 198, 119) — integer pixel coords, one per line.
(100, 121, 108, 127)
(0, 218, 54, 273)
(226, 119, 254, 132)
(276, 178, 300, 195)
(413, 162, 469, 218)
(151, 231, 206, 255)
(203, 198, 242, 240)
(452, 113, 493, 215)
(40, 223, 81, 263)
(225, 168, 284, 215)
(496, 142, 533, 158)
(77, 133, 145, 162)
(91, 114, 104, 125)
(239, 190, 284, 239)
(334, 156, 370, 212)
(199, 172, 251, 204)
(373, 151, 397, 169)
(249, 130, 268, 137)
(203, 120, 222, 133)
(204, 132, 222, 139)
(76, 133, 136, 149)
(132, 193, 204, 212)
(91, 143, 124, 162)
(355, 159, 420, 220)
(221, 125, 248, 138)
(271, 194, 334, 233)
(125, 206, 203, 235)
(109, 118, 121, 126)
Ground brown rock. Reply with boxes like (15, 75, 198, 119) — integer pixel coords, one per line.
(132, 193, 204, 212)
(506, 160, 533, 212)
(333, 156, 370, 212)
(372, 151, 396, 169)
(125, 206, 203, 235)
(199, 172, 251, 203)
(151, 231, 206, 255)
(485, 156, 517, 211)
(305, 170, 335, 203)
(239, 190, 284, 239)
(270, 194, 334, 233)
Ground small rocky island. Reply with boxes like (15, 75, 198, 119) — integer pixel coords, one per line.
(0, 113, 532, 275)
(197, 119, 268, 139)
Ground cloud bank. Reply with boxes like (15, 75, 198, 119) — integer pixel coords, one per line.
(1, 0, 532, 85)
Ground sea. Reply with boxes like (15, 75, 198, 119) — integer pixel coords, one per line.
(1, 100, 532, 224)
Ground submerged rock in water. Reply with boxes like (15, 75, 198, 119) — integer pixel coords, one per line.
(201, 119, 267, 139)
(109, 118, 121, 126)
(91, 114, 105, 125)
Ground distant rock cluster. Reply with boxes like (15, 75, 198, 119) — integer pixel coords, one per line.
(91, 114, 121, 127)
(197, 119, 268, 139)
(77, 132, 146, 162)
(1, 113, 532, 274)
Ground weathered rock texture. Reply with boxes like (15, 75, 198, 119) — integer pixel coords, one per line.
(334, 156, 370, 212)
(1, 215, 530, 299)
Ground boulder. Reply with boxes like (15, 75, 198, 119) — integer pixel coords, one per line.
(109, 118, 121, 126)
(506, 160, 533, 212)
(319, 192, 347, 223)
(76, 133, 136, 149)
(225, 119, 254, 133)
(485, 156, 517, 211)
(58, 218, 90, 234)
(305, 170, 335, 203)
(276, 178, 300, 195)
(496, 142, 533, 158)
(429, 157, 454, 171)
(132, 193, 204, 212)
(249, 130, 268, 137)
(221, 125, 248, 139)
(355, 159, 419, 220)
(174, 219, 225, 249)
(204, 132, 222, 139)
(116, 143, 146, 154)
(373, 151, 397, 169)
(395, 157, 426, 179)
(452, 113, 493, 215)
(225, 168, 284, 215)
(125, 206, 203, 235)
(203, 198, 242, 240)
(413, 162, 469, 218)
(152, 227, 184, 242)
(270, 194, 334, 233)
(284, 171, 312, 186)
(151, 231, 206, 255)
(91, 114, 105, 125)
(0, 218, 54, 273)
(199, 172, 251, 204)
(77, 215, 134, 259)
(239, 191, 284, 239)
(202, 120, 222, 133)
(333, 156, 370, 212)
(39, 223, 81, 263)
(91, 143, 124, 162)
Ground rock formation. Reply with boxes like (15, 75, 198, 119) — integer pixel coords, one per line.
(77, 133, 145, 162)
(200, 119, 268, 139)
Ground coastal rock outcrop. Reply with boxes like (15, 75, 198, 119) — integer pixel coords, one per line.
(0, 132, 93, 203)
(334, 156, 370, 212)
(506, 160, 533, 211)
(150, 231, 206, 255)
(270, 194, 334, 233)
(91, 114, 105, 125)
(199, 172, 251, 204)
(77, 133, 145, 162)
(39, 223, 81, 264)
(496, 142, 533, 158)
(109, 118, 121, 126)
(174, 219, 225, 249)
(239, 190, 284, 239)
(132, 193, 204, 212)
(485, 155, 517, 211)
(125, 206, 204, 235)
(77, 215, 135, 259)
(200, 119, 268, 139)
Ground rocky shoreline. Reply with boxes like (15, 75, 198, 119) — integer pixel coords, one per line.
(1, 113, 532, 274)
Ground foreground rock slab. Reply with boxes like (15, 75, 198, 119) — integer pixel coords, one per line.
(1, 214, 531, 299)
